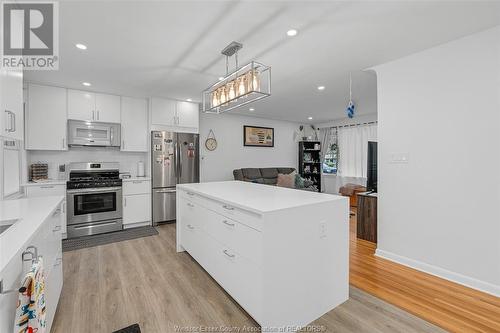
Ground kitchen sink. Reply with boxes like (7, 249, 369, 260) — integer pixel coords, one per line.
(0, 218, 19, 235)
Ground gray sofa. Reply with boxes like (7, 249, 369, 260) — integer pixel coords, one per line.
(233, 167, 318, 191)
(233, 167, 296, 185)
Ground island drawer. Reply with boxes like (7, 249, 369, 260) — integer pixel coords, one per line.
(180, 190, 263, 231)
(203, 208, 262, 266)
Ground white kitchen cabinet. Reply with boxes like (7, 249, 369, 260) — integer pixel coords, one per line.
(151, 97, 199, 132)
(177, 101, 199, 128)
(68, 89, 120, 123)
(0, 68, 23, 140)
(121, 97, 148, 152)
(123, 179, 151, 227)
(151, 97, 176, 126)
(67, 89, 94, 121)
(26, 84, 67, 150)
(95, 93, 121, 123)
(25, 184, 67, 237)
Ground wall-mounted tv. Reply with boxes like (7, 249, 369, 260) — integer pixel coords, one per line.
(367, 141, 377, 192)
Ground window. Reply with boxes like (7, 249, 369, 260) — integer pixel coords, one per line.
(322, 143, 338, 174)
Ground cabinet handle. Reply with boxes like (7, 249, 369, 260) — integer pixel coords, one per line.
(122, 140, 125, 149)
(222, 220, 235, 227)
(187, 224, 194, 230)
(132, 180, 142, 184)
(62, 138, 65, 148)
(4, 110, 14, 132)
(53, 225, 61, 232)
(10, 112, 15, 132)
(41, 185, 54, 189)
(186, 192, 195, 196)
(222, 205, 234, 211)
(92, 110, 95, 120)
(223, 250, 235, 258)
(54, 258, 62, 266)
(187, 202, 194, 207)
(97, 110, 100, 120)
(124, 197, 127, 207)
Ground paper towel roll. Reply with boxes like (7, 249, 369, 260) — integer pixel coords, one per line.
(137, 161, 145, 177)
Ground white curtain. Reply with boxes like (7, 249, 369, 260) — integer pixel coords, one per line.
(337, 123, 377, 178)
(319, 127, 336, 164)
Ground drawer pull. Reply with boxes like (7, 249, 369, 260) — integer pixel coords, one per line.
(222, 220, 235, 227)
(40, 185, 54, 189)
(187, 192, 195, 196)
(223, 249, 235, 258)
(132, 180, 143, 184)
(53, 225, 61, 232)
(187, 203, 195, 207)
(222, 205, 234, 211)
(187, 224, 194, 230)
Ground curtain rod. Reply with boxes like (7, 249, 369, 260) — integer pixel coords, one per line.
(329, 121, 377, 129)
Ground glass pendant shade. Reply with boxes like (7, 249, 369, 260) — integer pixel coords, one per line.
(202, 61, 271, 114)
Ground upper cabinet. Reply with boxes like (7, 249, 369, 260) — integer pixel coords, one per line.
(151, 97, 176, 126)
(68, 89, 120, 123)
(121, 97, 148, 152)
(26, 84, 67, 150)
(151, 97, 199, 132)
(0, 68, 23, 140)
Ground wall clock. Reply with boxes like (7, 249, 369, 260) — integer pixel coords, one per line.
(205, 129, 217, 151)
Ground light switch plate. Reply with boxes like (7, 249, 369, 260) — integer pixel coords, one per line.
(319, 221, 327, 239)
(390, 152, 409, 163)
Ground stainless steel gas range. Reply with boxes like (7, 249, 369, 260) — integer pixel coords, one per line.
(66, 162, 123, 238)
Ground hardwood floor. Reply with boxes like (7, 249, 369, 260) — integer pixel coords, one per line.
(349, 213, 500, 333)
(52, 223, 445, 333)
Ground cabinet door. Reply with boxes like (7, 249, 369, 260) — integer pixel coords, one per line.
(0, 68, 23, 140)
(123, 194, 151, 225)
(176, 101, 199, 129)
(121, 97, 148, 152)
(26, 84, 67, 150)
(95, 93, 121, 123)
(68, 89, 94, 121)
(151, 97, 176, 126)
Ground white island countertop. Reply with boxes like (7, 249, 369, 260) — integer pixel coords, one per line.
(177, 181, 345, 214)
(0, 196, 64, 272)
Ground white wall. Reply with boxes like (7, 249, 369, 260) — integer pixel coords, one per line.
(199, 112, 300, 182)
(373, 26, 500, 296)
(28, 148, 148, 179)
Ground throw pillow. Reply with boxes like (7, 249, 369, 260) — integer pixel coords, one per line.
(295, 174, 305, 189)
(303, 179, 314, 188)
(276, 172, 296, 188)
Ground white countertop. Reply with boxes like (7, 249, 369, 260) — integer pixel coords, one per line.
(177, 181, 346, 214)
(0, 196, 64, 272)
(22, 180, 66, 187)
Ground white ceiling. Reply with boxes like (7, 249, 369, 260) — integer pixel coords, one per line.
(25, 1, 500, 123)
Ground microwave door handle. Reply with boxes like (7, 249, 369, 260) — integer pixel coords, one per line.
(110, 126, 114, 144)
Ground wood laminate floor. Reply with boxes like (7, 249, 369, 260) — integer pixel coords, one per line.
(52, 222, 446, 333)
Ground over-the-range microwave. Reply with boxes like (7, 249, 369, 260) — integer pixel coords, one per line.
(68, 120, 121, 147)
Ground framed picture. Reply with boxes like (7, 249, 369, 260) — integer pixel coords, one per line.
(243, 125, 274, 147)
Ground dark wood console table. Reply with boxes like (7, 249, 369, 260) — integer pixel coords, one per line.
(356, 192, 377, 243)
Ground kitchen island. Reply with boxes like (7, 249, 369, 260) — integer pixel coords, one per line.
(176, 181, 349, 331)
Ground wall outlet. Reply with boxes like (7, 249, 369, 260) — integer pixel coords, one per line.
(319, 221, 327, 239)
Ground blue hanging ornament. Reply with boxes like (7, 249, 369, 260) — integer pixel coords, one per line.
(345, 73, 355, 118)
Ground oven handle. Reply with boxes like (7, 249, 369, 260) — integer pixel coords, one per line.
(67, 187, 122, 194)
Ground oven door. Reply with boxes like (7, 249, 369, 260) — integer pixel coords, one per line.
(67, 187, 122, 225)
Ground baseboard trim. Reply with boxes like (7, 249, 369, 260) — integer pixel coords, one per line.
(375, 249, 500, 297)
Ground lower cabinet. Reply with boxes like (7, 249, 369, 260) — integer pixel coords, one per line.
(123, 179, 151, 227)
(24, 184, 67, 238)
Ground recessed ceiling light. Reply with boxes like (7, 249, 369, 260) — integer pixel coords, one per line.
(218, 77, 224, 81)
(308, 117, 313, 120)
(317, 86, 325, 91)
(186, 98, 192, 102)
(287, 29, 298, 37)
(249, 108, 255, 111)
(75, 43, 87, 50)
(82, 82, 91, 87)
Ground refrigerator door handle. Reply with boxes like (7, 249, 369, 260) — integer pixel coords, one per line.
(178, 142, 182, 179)
(174, 141, 178, 178)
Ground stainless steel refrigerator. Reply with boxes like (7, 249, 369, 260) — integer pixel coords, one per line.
(151, 131, 199, 225)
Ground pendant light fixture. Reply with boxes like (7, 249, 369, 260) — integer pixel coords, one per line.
(202, 41, 271, 114)
(346, 73, 355, 118)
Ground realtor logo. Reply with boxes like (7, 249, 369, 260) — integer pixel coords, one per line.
(1, 1, 59, 70)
